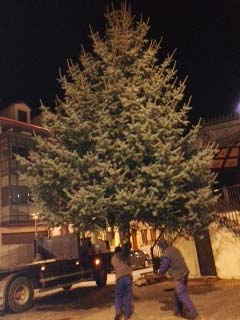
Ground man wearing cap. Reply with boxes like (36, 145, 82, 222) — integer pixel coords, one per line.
(157, 239, 199, 319)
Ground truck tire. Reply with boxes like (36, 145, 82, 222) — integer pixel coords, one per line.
(95, 268, 107, 288)
(7, 276, 34, 313)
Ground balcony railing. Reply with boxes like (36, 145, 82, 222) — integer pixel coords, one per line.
(213, 185, 240, 235)
(218, 184, 240, 208)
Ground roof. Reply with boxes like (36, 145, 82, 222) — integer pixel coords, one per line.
(211, 141, 240, 170)
(0, 116, 48, 134)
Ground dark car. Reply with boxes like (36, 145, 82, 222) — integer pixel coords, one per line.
(129, 250, 151, 268)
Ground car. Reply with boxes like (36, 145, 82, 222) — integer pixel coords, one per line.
(129, 250, 151, 268)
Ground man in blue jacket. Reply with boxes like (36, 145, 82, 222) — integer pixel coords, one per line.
(157, 239, 199, 319)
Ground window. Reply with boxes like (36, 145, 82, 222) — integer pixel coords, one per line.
(150, 228, 156, 242)
(17, 110, 27, 122)
(11, 186, 30, 204)
(1, 187, 10, 206)
(1, 186, 30, 205)
(141, 229, 148, 245)
(0, 160, 9, 176)
(11, 146, 29, 159)
(107, 230, 115, 246)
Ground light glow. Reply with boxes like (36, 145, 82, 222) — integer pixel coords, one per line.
(94, 258, 101, 266)
(235, 102, 240, 113)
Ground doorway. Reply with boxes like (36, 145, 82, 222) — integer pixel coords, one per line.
(194, 229, 217, 276)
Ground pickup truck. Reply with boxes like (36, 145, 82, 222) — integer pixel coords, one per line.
(0, 233, 112, 313)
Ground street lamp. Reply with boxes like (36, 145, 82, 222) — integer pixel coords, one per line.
(31, 212, 40, 259)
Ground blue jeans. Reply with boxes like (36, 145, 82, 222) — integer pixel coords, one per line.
(115, 275, 133, 318)
(173, 275, 197, 318)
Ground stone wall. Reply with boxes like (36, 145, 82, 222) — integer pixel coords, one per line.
(174, 237, 201, 278)
(209, 223, 240, 279)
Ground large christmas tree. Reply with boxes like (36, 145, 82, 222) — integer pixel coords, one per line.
(19, 4, 217, 237)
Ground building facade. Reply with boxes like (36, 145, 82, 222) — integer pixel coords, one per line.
(0, 102, 48, 245)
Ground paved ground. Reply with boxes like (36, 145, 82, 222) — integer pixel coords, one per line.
(0, 269, 240, 320)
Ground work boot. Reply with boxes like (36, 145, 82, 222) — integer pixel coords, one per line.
(173, 310, 184, 317)
(123, 313, 132, 320)
(114, 314, 122, 320)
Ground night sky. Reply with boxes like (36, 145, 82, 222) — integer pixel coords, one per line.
(0, 0, 239, 122)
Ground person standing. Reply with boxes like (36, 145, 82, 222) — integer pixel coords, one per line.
(157, 239, 199, 320)
(111, 245, 133, 320)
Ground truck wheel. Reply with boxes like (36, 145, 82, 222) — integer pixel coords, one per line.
(95, 268, 107, 288)
(7, 276, 34, 313)
(62, 285, 72, 291)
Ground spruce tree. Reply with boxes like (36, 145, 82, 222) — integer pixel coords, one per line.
(18, 4, 217, 237)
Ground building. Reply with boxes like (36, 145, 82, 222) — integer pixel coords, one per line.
(202, 113, 240, 187)
(0, 102, 48, 245)
(176, 114, 240, 279)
